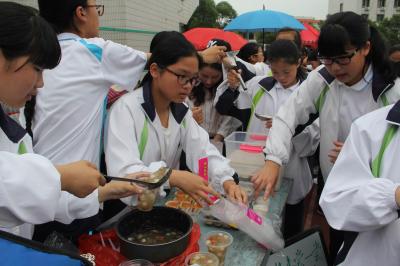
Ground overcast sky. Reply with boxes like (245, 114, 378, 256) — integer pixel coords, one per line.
(215, 0, 329, 20)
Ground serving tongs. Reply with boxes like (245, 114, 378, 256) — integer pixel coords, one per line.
(104, 167, 172, 189)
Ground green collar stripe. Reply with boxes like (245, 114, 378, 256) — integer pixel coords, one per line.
(248, 88, 266, 130)
(18, 141, 27, 155)
(314, 85, 329, 113)
(138, 118, 149, 160)
(381, 94, 389, 106)
(371, 125, 398, 177)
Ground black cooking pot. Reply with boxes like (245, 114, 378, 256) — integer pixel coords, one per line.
(116, 206, 193, 263)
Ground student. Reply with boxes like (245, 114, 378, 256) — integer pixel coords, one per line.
(320, 101, 400, 266)
(237, 43, 265, 64)
(253, 12, 400, 261)
(28, 0, 153, 243)
(216, 39, 316, 238)
(0, 2, 107, 239)
(106, 34, 248, 205)
(188, 39, 240, 143)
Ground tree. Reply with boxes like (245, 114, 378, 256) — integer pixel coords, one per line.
(185, 0, 219, 30)
(216, 1, 237, 28)
(374, 15, 400, 46)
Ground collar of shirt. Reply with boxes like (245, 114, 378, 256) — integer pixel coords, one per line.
(275, 80, 300, 92)
(58, 32, 81, 41)
(337, 64, 373, 92)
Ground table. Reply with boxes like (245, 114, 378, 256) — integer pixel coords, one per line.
(163, 178, 292, 266)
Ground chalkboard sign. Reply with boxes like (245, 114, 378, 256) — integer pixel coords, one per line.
(263, 227, 329, 266)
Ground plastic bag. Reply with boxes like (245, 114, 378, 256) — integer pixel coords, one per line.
(209, 198, 284, 251)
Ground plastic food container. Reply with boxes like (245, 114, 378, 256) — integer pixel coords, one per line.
(225, 131, 283, 190)
(185, 252, 219, 266)
(205, 231, 233, 266)
(137, 189, 157, 212)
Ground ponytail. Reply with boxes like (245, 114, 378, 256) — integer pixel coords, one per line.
(24, 96, 36, 138)
(368, 26, 397, 82)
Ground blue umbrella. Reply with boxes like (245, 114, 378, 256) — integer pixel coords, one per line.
(224, 10, 305, 32)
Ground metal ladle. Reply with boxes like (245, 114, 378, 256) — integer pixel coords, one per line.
(104, 167, 172, 190)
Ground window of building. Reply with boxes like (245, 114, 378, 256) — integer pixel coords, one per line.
(395, 0, 400, 7)
(340, 3, 343, 12)
(377, 14, 385, 21)
(362, 0, 370, 7)
(378, 0, 386, 8)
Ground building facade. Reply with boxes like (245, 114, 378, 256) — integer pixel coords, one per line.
(9, 0, 199, 51)
(329, 0, 400, 21)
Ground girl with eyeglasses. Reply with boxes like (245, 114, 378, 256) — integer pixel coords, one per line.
(252, 11, 400, 263)
(216, 39, 317, 239)
(106, 33, 247, 208)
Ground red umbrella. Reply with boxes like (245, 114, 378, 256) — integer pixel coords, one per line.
(183, 27, 248, 51)
(301, 23, 319, 49)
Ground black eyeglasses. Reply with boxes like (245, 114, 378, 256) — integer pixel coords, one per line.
(318, 49, 359, 66)
(85, 4, 104, 16)
(162, 67, 200, 87)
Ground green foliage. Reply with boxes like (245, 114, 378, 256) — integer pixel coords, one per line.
(216, 1, 237, 27)
(185, 0, 237, 30)
(374, 15, 400, 46)
(185, 0, 219, 30)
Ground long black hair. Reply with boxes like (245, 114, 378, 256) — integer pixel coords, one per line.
(38, 0, 88, 34)
(268, 39, 307, 82)
(0, 2, 61, 137)
(189, 62, 222, 106)
(142, 31, 202, 84)
(318, 11, 397, 82)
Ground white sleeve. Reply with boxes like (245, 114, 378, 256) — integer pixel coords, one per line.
(216, 115, 240, 137)
(265, 70, 324, 165)
(182, 113, 234, 194)
(319, 122, 399, 232)
(102, 41, 147, 91)
(0, 152, 61, 228)
(53, 190, 99, 224)
(292, 119, 320, 157)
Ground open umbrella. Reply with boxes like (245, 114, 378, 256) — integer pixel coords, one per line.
(301, 23, 320, 49)
(224, 10, 304, 32)
(183, 27, 248, 51)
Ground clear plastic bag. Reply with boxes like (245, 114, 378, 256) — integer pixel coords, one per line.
(209, 198, 284, 251)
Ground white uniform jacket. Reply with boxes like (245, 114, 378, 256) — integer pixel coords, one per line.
(320, 101, 400, 266)
(215, 75, 317, 203)
(32, 32, 147, 167)
(105, 82, 235, 204)
(0, 107, 61, 238)
(265, 65, 400, 181)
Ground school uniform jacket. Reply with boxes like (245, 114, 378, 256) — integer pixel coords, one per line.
(0, 106, 61, 238)
(265, 65, 400, 181)
(105, 82, 235, 205)
(320, 101, 400, 266)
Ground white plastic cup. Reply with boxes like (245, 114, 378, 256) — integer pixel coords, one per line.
(205, 231, 233, 266)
